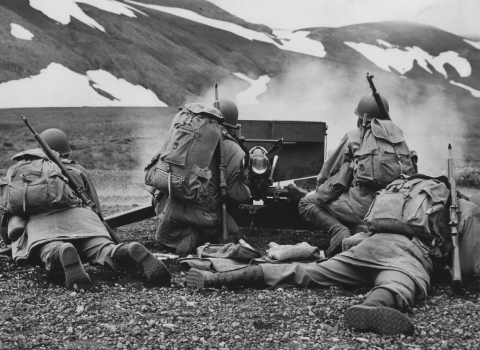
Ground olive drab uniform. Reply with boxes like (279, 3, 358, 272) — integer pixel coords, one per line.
(187, 176, 480, 335)
(7, 130, 169, 287)
(10, 149, 120, 269)
(299, 118, 416, 257)
(153, 128, 250, 257)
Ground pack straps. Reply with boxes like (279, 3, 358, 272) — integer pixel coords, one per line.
(162, 163, 173, 215)
(21, 174, 32, 214)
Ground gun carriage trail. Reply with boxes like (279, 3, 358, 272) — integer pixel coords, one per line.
(1, 0, 480, 349)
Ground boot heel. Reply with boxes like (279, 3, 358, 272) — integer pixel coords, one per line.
(127, 243, 170, 286)
(59, 245, 91, 288)
(186, 268, 212, 289)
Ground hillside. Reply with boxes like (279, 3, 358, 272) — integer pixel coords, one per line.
(1, 1, 480, 171)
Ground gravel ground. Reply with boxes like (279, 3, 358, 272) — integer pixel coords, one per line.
(0, 204, 480, 350)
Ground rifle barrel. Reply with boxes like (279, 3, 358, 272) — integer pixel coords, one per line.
(366, 73, 391, 120)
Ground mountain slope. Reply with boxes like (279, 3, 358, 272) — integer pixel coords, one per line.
(1, 1, 480, 170)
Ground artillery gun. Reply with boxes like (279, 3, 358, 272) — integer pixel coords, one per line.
(105, 119, 328, 231)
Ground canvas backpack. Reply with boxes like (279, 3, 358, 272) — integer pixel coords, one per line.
(364, 174, 450, 242)
(354, 119, 415, 190)
(145, 103, 224, 210)
(1, 149, 81, 215)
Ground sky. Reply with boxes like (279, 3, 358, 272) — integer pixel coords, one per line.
(207, 0, 480, 39)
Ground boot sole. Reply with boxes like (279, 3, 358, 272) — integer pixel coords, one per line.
(128, 243, 170, 286)
(186, 268, 207, 289)
(59, 245, 91, 288)
(344, 305, 414, 336)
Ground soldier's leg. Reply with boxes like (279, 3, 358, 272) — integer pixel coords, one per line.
(298, 191, 351, 257)
(187, 259, 369, 289)
(344, 269, 416, 335)
(74, 237, 171, 286)
(38, 241, 91, 287)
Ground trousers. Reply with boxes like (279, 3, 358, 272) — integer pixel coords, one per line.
(38, 237, 120, 271)
(260, 259, 416, 309)
(299, 189, 372, 233)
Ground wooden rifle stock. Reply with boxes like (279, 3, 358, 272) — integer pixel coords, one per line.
(448, 143, 462, 293)
(21, 116, 121, 244)
(366, 73, 391, 120)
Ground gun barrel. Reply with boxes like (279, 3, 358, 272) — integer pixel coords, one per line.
(214, 82, 219, 109)
(366, 73, 377, 93)
(365, 73, 390, 120)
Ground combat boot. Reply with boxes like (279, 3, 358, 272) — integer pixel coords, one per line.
(310, 208, 351, 257)
(344, 288, 414, 335)
(114, 243, 171, 286)
(186, 266, 264, 289)
(57, 243, 91, 288)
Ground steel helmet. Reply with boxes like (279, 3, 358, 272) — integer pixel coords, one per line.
(214, 99, 239, 129)
(40, 128, 72, 156)
(354, 95, 390, 120)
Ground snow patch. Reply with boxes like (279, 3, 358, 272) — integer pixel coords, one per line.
(376, 39, 392, 48)
(272, 30, 326, 57)
(126, 1, 326, 58)
(29, 0, 146, 33)
(127, 1, 274, 43)
(0, 63, 166, 108)
(233, 73, 271, 105)
(344, 41, 471, 78)
(464, 39, 480, 50)
(10, 23, 34, 40)
(450, 80, 480, 98)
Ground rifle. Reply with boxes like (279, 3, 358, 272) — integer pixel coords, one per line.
(447, 143, 462, 293)
(360, 113, 368, 143)
(21, 116, 121, 244)
(214, 83, 229, 242)
(366, 73, 391, 120)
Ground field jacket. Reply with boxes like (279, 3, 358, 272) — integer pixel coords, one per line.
(154, 133, 250, 255)
(11, 150, 110, 263)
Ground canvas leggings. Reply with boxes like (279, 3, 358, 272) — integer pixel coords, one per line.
(38, 237, 121, 272)
(299, 190, 371, 255)
(260, 259, 416, 309)
(299, 190, 369, 233)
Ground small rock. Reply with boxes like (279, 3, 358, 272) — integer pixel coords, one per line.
(116, 341, 123, 349)
(76, 305, 84, 314)
(67, 327, 73, 334)
(232, 322, 240, 328)
(70, 292, 77, 297)
(356, 337, 368, 342)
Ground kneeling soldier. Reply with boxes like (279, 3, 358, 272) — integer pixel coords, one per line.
(8, 129, 170, 287)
